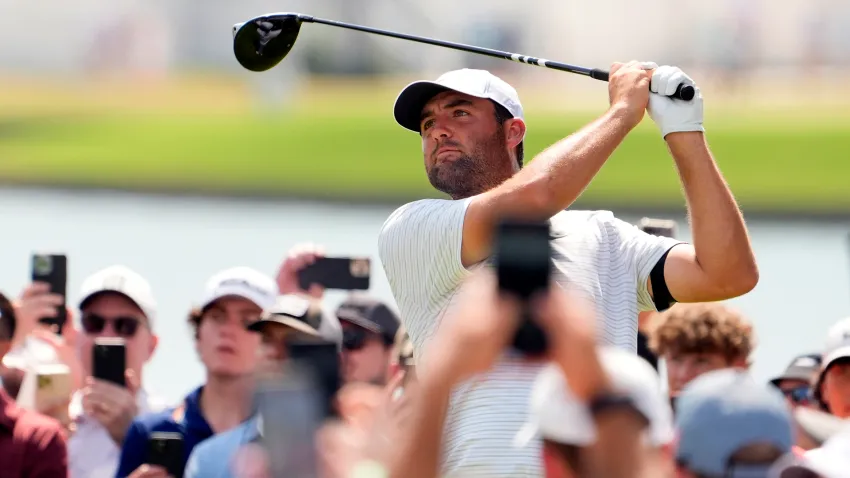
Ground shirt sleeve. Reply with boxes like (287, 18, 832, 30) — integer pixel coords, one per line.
(183, 445, 202, 478)
(114, 420, 149, 478)
(605, 215, 684, 312)
(22, 418, 69, 478)
(377, 198, 472, 333)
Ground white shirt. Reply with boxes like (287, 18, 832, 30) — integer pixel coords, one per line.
(68, 388, 168, 478)
(378, 198, 680, 477)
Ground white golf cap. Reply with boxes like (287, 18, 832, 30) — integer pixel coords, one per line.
(515, 346, 674, 448)
(199, 267, 278, 311)
(79, 265, 157, 321)
(814, 317, 850, 399)
(393, 68, 524, 134)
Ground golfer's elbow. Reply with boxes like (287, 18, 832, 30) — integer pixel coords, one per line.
(714, 260, 759, 299)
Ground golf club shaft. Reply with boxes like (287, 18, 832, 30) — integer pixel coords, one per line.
(298, 15, 694, 101)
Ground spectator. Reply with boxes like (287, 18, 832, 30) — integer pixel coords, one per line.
(674, 369, 793, 477)
(335, 294, 400, 386)
(647, 302, 754, 406)
(0, 291, 69, 477)
(813, 317, 850, 419)
(770, 353, 821, 410)
(115, 267, 277, 478)
(781, 422, 850, 478)
(184, 292, 342, 478)
(69, 265, 165, 478)
(379, 63, 758, 475)
(514, 346, 675, 478)
(791, 407, 847, 452)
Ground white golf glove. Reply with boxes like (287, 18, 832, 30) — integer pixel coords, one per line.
(647, 66, 704, 138)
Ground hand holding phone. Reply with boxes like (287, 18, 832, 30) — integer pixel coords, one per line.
(30, 253, 68, 334)
(494, 219, 552, 356)
(297, 257, 370, 291)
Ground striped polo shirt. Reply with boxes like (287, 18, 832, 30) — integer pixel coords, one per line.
(378, 198, 679, 477)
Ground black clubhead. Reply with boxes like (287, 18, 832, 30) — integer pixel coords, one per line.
(233, 14, 302, 72)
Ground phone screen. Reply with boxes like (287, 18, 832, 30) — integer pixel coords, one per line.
(92, 338, 126, 387)
(256, 371, 322, 478)
(148, 432, 185, 478)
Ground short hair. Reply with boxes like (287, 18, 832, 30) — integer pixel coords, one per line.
(0, 292, 15, 342)
(647, 303, 755, 363)
(187, 307, 203, 340)
(492, 100, 524, 169)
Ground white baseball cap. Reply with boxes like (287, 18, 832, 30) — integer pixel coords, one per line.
(199, 267, 278, 311)
(79, 265, 157, 321)
(515, 346, 674, 448)
(780, 424, 850, 478)
(393, 68, 525, 135)
(814, 317, 850, 399)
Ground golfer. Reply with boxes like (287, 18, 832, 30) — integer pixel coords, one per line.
(378, 61, 759, 476)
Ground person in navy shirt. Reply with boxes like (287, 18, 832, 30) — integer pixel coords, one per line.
(115, 267, 278, 478)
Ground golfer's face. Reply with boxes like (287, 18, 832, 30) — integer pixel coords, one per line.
(419, 92, 496, 170)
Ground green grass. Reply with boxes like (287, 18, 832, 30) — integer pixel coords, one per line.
(0, 84, 848, 213)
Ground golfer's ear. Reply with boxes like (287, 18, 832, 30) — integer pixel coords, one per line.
(506, 118, 526, 149)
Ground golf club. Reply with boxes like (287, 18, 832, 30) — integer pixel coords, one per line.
(232, 12, 696, 101)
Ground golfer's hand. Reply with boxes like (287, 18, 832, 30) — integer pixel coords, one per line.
(608, 61, 656, 128)
(647, 65, 705, 138)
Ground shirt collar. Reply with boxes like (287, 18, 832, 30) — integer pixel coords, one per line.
(182, 387, 214, 435)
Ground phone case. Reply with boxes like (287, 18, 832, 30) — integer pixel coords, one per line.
(31, 253, 68, 333)
(297, 257, 370, 291)
(148, 432, 185, 478)
(92, 339, 126, 387)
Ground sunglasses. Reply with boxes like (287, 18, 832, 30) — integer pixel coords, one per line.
(81, 314, 143, 338)
(783, 386, 811, 404)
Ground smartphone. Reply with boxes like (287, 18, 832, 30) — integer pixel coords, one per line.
(297, 257, 370, 291)
(92, 338, 126, 387)
(147, 432, 185, 478)
(255, 370, 323, 478)
(286, 341, 341, 419)
(639, 218, 677, 239)
(31, 253, 67, 334)
(494, 219, 552, 356)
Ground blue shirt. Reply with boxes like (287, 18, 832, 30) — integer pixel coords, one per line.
(184, 415, 260, 478)
(115, 386, 214, 478)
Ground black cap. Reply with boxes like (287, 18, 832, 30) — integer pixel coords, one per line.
(770, 353, 821, 386)
(335, 293, 400, 342)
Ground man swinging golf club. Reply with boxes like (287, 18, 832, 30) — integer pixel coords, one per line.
(378, 62, 760, 476)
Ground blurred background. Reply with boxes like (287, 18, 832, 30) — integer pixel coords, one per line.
(0, 0, 849, 403)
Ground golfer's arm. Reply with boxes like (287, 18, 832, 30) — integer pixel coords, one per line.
(461, 106, 636, 267)
(656, 132, 758, 302)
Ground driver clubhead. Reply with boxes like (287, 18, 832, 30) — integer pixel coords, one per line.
(233, 13, 303, 72)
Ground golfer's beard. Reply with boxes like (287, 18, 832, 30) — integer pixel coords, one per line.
(428, 138, 511, 199)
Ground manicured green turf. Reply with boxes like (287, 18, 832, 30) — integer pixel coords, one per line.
(0, 102, 847, 213)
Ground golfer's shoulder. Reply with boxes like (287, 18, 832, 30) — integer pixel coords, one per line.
(380, 198, 464, 236)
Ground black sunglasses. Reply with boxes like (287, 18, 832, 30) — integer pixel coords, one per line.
(342, 327, 368, 351)
(783, 386, 812, 404)
(81, 314, 143, 338)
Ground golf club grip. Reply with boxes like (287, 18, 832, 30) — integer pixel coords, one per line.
(589, 69, 695, 101)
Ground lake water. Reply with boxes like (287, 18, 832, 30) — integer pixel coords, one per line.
(1, 186, 848, 404)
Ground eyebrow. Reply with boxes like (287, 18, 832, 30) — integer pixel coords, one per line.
(420, 98, 475, 122)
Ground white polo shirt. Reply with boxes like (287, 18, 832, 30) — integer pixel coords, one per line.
(68, 388, 167, 478)
(378, 198, 679, 477)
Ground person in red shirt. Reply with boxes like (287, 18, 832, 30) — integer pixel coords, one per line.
(0, 291, 69, 477)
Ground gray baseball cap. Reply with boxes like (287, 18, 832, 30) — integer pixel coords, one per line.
(675, 369, 793, 478)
